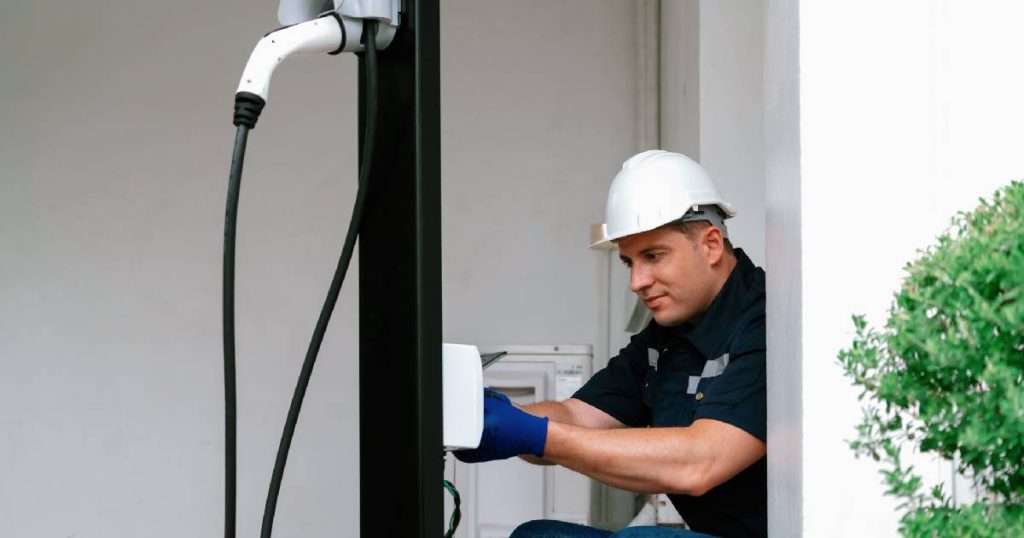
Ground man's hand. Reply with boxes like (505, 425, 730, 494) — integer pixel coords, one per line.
(454, 388, 549, 463)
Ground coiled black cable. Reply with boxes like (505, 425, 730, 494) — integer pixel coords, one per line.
(259, 20, 379, 538)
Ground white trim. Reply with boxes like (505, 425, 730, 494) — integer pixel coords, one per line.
(764, 0, 803, 534)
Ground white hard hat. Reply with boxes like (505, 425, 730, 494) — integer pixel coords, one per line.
(591, 150, 736, 248)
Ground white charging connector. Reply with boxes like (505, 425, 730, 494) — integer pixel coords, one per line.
(236, 14, 349, 101)
(236, 0, 401, 103)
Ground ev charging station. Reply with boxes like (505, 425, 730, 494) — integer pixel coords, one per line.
(223, 1, 449, 536)
(353, 2, 444, 536)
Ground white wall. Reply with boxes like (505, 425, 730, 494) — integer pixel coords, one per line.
(0, 1, 362, 535)
(786, 1, 1024, 535)
(697, 0, 766, 267)
(661, 0, 766, 267)
(439, 1, 636, 368)
(661, 0, 701, 161)
(657, 2, 1024, 535)
(0, 1, 637, 536)
(763, 0, 803, 534)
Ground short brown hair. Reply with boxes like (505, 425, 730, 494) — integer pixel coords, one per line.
(670, 220, 734, 253)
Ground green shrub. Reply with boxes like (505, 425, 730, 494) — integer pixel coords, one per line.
(838, 180, 1024, 537)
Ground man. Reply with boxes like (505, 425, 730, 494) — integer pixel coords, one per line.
(456, 150, 766, 538)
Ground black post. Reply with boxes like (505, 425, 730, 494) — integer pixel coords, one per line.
(358, 2, 442, 537)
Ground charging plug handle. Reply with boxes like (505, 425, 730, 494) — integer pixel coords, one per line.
(235, 14, 351, 102)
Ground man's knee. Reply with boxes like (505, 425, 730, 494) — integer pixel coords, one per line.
(612, 527, 715, 538)
(510, 519, 556, 538)
(510, 519, 609, 538)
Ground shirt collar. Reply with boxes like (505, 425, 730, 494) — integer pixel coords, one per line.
(653, 248, 763, 358)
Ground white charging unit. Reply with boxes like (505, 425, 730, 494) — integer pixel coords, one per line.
(442, 343, 484, 450)
(447, 344, 595, 538)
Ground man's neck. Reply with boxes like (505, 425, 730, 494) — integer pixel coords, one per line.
(712, 251, 738, 291)
(700, 252, 738, 318)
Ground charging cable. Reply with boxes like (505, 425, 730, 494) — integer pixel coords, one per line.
(259, 18, 379, 538)
(222, 101, 253, 538)
(221, 13, 382, 538)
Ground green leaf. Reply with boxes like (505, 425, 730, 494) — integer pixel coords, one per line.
(837, 181, 1024, 536)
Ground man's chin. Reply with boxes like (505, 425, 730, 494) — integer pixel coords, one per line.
(651, 310, 686, 327)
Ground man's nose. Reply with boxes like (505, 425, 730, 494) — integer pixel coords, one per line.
(629, 267, 653, 293)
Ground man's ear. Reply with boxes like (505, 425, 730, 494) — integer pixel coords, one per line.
(701, 225, 725, 265)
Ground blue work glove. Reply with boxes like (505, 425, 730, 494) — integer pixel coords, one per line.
(454, 388, 549, 463)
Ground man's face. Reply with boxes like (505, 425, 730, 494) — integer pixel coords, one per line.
(617, 225, 720, 326)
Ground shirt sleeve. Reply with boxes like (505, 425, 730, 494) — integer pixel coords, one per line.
(572, 328, 653, 427)
(693, 313, 766, 442)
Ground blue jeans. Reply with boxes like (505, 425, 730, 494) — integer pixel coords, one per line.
(509, 520, 718, 538)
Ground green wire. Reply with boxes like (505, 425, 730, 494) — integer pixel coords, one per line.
(443, 479, 461, 538)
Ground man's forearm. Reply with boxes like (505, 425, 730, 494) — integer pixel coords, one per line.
(541, 419, 765, 496)
(516, 400, 575, 465)
(541, 421, 703, 494)
(519, 400, 577, 424)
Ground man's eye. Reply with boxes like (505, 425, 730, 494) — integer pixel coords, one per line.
(644, 252, 660, 261)
(620, 259, 632, 268)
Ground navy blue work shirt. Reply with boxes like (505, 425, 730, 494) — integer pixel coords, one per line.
(573, 248, 766, 538)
